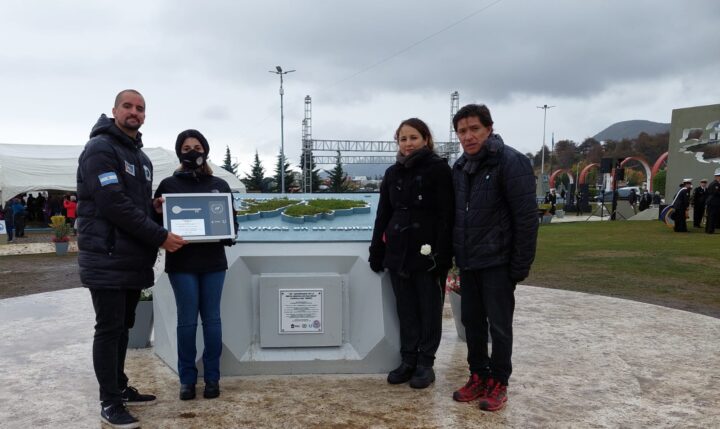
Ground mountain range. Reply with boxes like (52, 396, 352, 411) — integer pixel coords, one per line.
(592, 120, 670, 142)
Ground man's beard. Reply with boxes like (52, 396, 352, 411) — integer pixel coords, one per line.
(120, 117, 142, 131)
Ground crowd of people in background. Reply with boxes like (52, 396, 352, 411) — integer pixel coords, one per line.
(0, 192, 78, 242)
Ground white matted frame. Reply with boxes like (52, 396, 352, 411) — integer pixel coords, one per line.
(162, 193, 235, 242)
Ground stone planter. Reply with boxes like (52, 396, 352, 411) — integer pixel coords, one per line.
(128, 300, 153, 348)
(448, 290, 466, 342)
(541, 214, 553, 224)
(54, 241, 70, 255)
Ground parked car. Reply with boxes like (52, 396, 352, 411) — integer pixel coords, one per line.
(594, 186, 642, 202)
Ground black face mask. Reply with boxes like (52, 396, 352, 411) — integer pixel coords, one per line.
(180, 150, 206, 169)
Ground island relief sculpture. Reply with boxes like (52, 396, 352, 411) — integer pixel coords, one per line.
(678, 120, 720, 163)
(235, 197, 371, 224)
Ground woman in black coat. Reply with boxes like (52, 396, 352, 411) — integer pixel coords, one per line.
(154, 129, 237, 401)
(369, 118, 454, 389)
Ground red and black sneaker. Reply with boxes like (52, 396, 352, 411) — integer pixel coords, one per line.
(452, 373, 487, 402)
(478, 378, 507, 411)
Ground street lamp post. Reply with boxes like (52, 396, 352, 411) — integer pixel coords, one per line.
(269, 66, 295, 193)
(537, 104, 555, 194)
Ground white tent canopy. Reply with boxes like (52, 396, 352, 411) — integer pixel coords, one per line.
(0, 143, 245, 203)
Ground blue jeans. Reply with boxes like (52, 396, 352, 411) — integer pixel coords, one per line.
(168, 271, 225, 385)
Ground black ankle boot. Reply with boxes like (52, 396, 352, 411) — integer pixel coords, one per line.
(204, 381, 220, 399)
(409, 366, 435, 389)
(180, 384, 196, 400)
(387, 362, 416, 384)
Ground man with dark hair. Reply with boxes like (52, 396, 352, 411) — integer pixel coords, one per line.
(77, 89, 186, 428)
(450, 104, 538, 411)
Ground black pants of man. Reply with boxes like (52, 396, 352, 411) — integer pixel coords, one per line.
(693, 205, 705, 228)
(706, 205, 720, 233)
(460, 265, 516, 385)
(14, 215, 24, 237)
(89, 288, 141, 406)
(674, 208, 688, 232)
(389, 270, 445, 368)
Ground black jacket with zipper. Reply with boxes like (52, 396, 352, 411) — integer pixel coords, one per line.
(452, 134, 538, 282)
(369, 149, 454, 274)
(76, 114, 168, 289)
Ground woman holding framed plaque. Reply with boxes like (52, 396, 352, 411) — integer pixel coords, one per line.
(154, 129, 237, 401)
(369, 118, 454, 389)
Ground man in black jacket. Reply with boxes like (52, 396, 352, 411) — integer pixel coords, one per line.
(706, 170, 720, 233)
(672, 179, 692, 232)
(692, 179, 708, 228)
(450, 104, 538, 412)
(77, 89, 186, 429)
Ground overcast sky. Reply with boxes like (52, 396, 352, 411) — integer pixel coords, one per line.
(1, 0, 718, 174)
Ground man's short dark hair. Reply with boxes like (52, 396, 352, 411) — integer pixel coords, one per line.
(114, 89, 143, 108)
(453, 104, 493, 131)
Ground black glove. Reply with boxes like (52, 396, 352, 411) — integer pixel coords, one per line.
(220, 239, 236, 247)
(369, 258, 384, 273)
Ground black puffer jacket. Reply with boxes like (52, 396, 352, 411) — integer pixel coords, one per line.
(76, 114, 168, 289)
(369, 149, 454, 274)
(452, 134, 538, 282)
(155, 171, 237, 273)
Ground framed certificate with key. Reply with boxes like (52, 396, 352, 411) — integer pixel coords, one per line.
(162, 193, 235, 242)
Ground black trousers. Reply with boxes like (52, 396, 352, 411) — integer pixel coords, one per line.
(706, 205, 720, 233)
(674, 209, 688, 232)
(693, 204, 705, 228)
(389, 270, 446, 368)
(14, 215, 24, 237)
(89, 288, 141, 406)
(460, 265, 516, 385)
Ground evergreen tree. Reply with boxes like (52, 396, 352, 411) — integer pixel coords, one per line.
(299, 151, 322, 192)
(241, 151, 266, 192)
(273, 151, 295, 193)
(221, 145, 239, 176)
(327, 151, 349, 193)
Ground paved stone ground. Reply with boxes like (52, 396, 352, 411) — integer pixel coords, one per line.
(2, 286, 719, 428)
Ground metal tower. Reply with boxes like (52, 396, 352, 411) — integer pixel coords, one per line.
(300, 91, 461, 174)
(301, 95, 313, 193)
(438, 91, 460, 161)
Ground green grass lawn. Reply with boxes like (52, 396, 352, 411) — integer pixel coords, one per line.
(527, 221, 720, 318)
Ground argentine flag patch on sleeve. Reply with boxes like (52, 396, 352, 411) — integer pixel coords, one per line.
(98, 172, 119, 186)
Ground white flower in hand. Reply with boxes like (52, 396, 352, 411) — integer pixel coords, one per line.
(420, 244, 432, 256)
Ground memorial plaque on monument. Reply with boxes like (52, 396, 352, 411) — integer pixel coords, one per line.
(162, 193, 235, 242)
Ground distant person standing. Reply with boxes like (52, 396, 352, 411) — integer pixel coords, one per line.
(671, 179, 692, 232)
(628, 189, 638, 215)
(705, 169, 720, 234)
(12, 198, 25, 237)
(639, 190, 652, 211)
(3, 200, 14, 242)
(692, 179, 708, 228)
(575, 191, 583, 215)
(77, 89, 186, 429)
(450, 104, 538, 411)
(63, 195, 78, 235)
(652, 191, 662, 206)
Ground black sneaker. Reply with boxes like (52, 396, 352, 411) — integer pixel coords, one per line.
(387, 362, 416, 384)
(100, 403, 140, 429)
(409, 366, 435, 389)
(121, 386, 156, 406)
